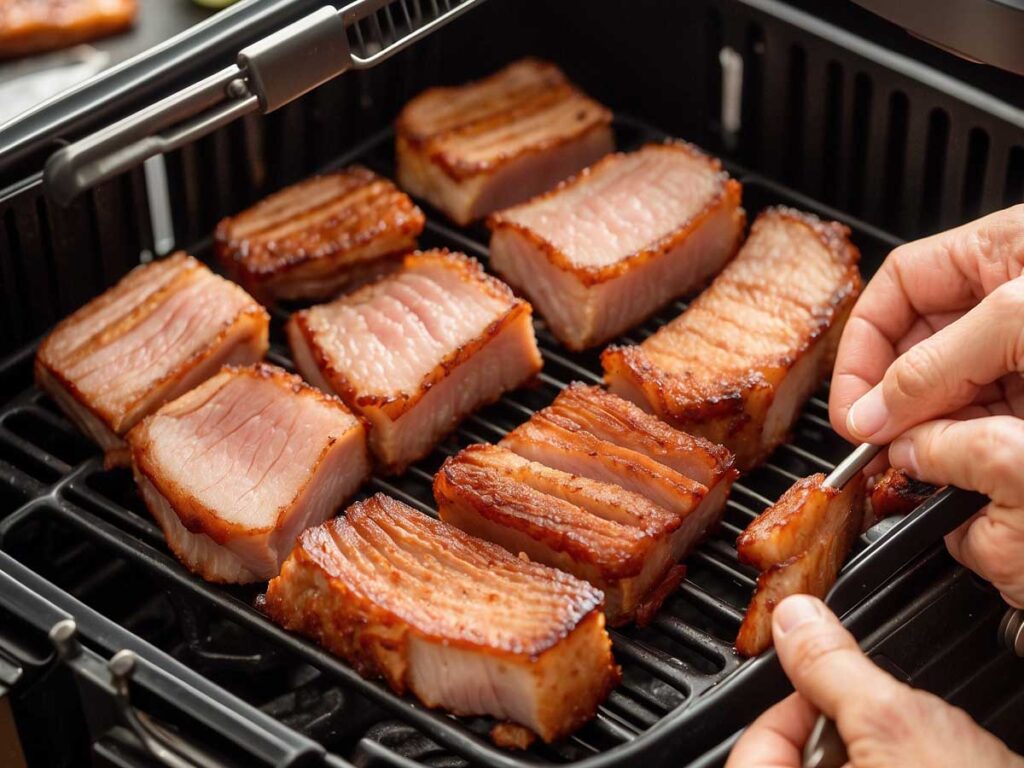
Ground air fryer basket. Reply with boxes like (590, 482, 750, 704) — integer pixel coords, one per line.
(0, 1, 1022, 766)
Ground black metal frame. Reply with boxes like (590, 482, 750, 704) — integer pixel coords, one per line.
(0, 113, 994, 766)
(1, 0, 1023, 765)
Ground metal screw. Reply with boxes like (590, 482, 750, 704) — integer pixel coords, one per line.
(48, 619, 79, 659)
(999, 608, 1024, 657)
(226, 78, 250, 99)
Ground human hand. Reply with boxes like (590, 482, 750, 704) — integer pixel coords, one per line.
(726, 595, 1023, 768)
(827, 205, 1024, 607)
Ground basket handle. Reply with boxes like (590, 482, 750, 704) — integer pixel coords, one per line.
(43, 0, 484, 206)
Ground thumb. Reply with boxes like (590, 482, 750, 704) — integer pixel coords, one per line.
(772, 595, 1024, 768)
(772, 595, 904, 724)
(845, 277, 1024, 443)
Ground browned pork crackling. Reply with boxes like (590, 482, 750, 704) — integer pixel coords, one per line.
(35, 253, 268, 467)
(264, 493, 620, 744)
(489, 141, 745, 350)
(395, 58, 614, 225)
(602, 207, 862, 470)
(435, 384, 736, 625)
(215, 167, 425, 302)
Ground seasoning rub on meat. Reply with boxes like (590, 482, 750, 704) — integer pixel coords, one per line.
(395, 58, 614, 225)
(127, 364, 370, 584)
(489, 142, 745, 350)
(603, 208, 862, 469)
(264, 493, 619, 744)
(734, 472, 865, 656)
(435, 384, 736, 625)
(35, 253, 269, 467)
(287, 249, 542, 473)
(216, 167, 425, 302)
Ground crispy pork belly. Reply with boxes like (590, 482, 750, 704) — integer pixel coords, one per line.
(488, 142, 744, 349)
(0, 0, 136, 58)
(603, 208, 862, 469)
(864, 468, 939, 529)
(287, 249, 542, 473)
(35, 253, 269, 466)
(264, 493, 618, 742)
(127, 364, 369, 584)
(735, 473, 866, 656)
(438, 384, 735, 623)
(436, 444, 684, 625)
(215, 167, 425, 302)
(395, 58, 614, 225)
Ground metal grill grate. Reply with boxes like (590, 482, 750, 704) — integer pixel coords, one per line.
(0, 116, 975, 767)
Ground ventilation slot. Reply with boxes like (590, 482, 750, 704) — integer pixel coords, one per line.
(961, 128, 990, 221)
(1005, 146, 1024, 206)
(783, 44, 806, 186)
(847, 72, 873, 216)
(821, 61, 844, 206)
(881, 91, 909, 231)
(919, 108, 950, 233)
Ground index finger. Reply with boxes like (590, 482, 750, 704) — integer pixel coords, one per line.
(830, 205, 1024, 438)
(726, 693, 817, 768)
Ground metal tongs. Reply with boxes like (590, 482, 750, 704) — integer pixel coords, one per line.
(801, 442, 883, 768)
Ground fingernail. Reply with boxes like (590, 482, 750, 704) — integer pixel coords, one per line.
(847, 387, 889, 440)
(889, 437, 919, 476)
(773, 595, 824, 636)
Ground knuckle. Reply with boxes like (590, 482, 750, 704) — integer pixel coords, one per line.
(845, 683, 918, 743)
(890, 344, 945, 400)
(974, 420, 1024, 489)
(965, 520, 1017, 585)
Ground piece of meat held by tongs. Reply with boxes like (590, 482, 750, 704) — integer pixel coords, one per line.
(734, 444, 881, 657)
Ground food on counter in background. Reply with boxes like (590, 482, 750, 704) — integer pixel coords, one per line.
(264, 493, 619, 744)
(488, 141, 745, 350)
(395, 58, 614, 226)
(734, 472, 866, 656)
(435, 384, 736, 625)
(35, 253, 268, 467)
(0, 0, 136, 58)
(127, 364, 369, 584)
(287, 249, 542, 473)
(215, 167, 425, 302)
(864, 467, 940, 528)
(603, 207, 862, 470)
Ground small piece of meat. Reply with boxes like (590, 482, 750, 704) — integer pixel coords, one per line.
(865, 468, 940, 528)
(127, 364, 369, 584)
(35, 253, 268, 466)
(395, 58, 613, 225)
(603, 207, 862, 470)
(215, 167, 425, 302)
(263, 493, 619, 743)
(435, 385, 735, 624)
(735, 473, 866, 656)
(0, 0, 136, 58)
(488, 141, 744, 350)
(287, 249, 542, 473)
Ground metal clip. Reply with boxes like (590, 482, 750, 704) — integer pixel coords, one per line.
(802, 713, 848, 768)
(108, 650, 198, 768)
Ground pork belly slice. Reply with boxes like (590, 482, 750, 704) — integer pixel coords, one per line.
(0, 0, 136, 58)
(215, 167, 425, 302)
(127, 364, 369, 584)
(436, 444, 688, 625)
(488, 142, 744, 350)
(864, 468, 940, 529)
(603, 207, 862, 469)
(395, 58, 614, 225)
(287, 249, 542, 473)
(735, 473, 865, 656)
(35, 253, 269, 466)
(263, 493, 618, 742)
(461, 385, 736, 622)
